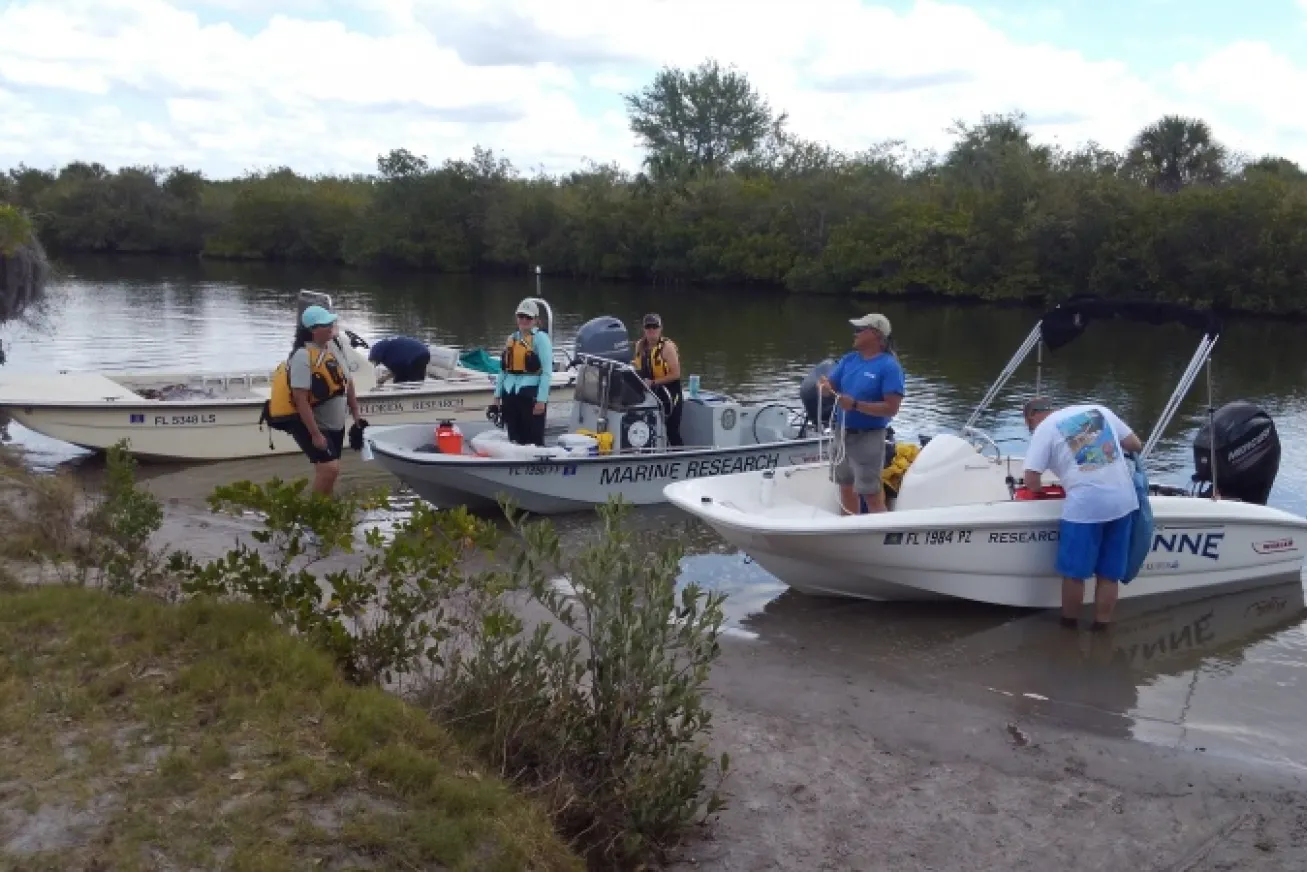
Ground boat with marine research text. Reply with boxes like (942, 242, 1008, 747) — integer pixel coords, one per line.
(664, 296, 1307, 609)
(0, 290, 575, 462)
(364, 313, 826, 515)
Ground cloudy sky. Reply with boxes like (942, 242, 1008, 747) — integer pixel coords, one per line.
(2, 0, 1305, 180)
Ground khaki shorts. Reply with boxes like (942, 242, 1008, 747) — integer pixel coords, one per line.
(831, 428, 887, 495)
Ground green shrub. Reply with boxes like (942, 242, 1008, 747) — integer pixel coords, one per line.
(0, 203, 34, 256)
(0, 440, 163, 594)
(168, 477, 504, 686)
(81, 442, 165, 594)
(428, 497, 730, 869)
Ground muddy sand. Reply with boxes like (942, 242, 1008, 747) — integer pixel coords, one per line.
(23, 500, 1307, 872)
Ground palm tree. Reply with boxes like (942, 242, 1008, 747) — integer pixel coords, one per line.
(1126, 116, 1228, 193)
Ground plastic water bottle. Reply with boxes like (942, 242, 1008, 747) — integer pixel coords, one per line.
(760, 469, 776, 507)
(688, 374, 700, 398)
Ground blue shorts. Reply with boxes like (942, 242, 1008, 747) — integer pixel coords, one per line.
(1056, 515, 1133, 581)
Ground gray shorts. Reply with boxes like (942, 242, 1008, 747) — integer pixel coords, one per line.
(831, 428, 886, 494)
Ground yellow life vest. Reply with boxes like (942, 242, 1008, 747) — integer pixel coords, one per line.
(502, 330, 542, 375)
(634, 336, 676, 382)
(262, 345, 348, 432)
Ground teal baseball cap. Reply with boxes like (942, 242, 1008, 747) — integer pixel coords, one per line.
(301, 305, 338, 329)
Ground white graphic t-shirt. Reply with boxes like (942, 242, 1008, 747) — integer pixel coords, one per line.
(1023, 404, 1139, 524)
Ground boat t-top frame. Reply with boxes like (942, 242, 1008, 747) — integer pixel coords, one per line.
(959, 296, 1223, 491)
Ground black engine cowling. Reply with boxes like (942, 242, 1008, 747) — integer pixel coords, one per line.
(573, 316, 631, 363)
(799, 359, 836, 432)
(1192, 400, 1281, 505)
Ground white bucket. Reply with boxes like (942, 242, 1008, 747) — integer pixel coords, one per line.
(427, 345, 461, 378)
(558, 433, 598, 450)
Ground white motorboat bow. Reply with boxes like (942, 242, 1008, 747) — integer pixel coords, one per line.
(0, 291, 575, 462)
(365, 314, 826, 515)
(665, 297, 1307, 609)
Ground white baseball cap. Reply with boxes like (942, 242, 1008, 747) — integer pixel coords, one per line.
(515, 299, 540, 318)
(850, 313, 891, 336)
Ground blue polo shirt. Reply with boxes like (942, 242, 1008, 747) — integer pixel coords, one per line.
(828, 351, 906, 430)
(368, 336, 429, 371)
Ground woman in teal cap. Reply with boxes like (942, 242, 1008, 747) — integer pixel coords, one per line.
(286, 304, 361, 496)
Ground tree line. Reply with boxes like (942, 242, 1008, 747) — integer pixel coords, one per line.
(3, 59, 1307, 316)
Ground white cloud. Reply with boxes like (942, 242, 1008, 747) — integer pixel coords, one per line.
(0, 0, 1305, 179)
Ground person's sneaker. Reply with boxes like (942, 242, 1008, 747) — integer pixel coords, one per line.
(1090, 620, 1111, 633)
(1059, 615, 1079, 629)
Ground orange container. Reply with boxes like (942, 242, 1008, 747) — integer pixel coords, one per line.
(436, 420, 464, 455)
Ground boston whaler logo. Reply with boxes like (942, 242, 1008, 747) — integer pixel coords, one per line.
(1252, 537, 1297, 555)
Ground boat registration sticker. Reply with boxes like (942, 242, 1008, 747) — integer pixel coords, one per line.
(884, 530, 973, 546)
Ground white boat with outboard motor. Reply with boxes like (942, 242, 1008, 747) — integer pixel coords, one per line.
(665, 297, 1307, 609)
(364, 314, 827, 515)
(0, 291, 575, 462)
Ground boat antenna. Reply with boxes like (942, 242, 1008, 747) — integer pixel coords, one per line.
(1034, 336, 1043, 397)
(1206, 355, 1217, 501)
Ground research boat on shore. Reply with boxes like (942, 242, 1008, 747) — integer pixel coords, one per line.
(365, 314, 826, 515)
(0, 291, 575, 462)
(664, 297, 1307, 609)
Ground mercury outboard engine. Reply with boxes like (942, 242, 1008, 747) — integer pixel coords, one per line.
(572, 316, 631, 363)
(1192, 400, 1281, 505)
(799, 359, 836, 435)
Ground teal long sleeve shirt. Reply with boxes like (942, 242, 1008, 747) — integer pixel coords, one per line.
(493, 327, 553, 404)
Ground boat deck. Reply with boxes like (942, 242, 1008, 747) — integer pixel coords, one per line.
(0, 372, 146, 404)
(0, 371, 275, 405)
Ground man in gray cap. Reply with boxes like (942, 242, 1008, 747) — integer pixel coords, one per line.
(818, 312, 905, 514)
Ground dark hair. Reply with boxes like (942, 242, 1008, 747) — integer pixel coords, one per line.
(291, 324, 312, 353)
(1023, 396, 1054, 416)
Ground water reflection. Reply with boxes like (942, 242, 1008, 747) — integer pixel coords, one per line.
(738, 578, 1307, 770)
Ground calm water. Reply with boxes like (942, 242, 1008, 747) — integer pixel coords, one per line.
(4, 255, 1307, 774)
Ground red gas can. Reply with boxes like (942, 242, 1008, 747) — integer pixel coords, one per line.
(436, 420, 464, 455)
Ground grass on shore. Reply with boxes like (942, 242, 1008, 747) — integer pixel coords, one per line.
(0, 583, 583, 872)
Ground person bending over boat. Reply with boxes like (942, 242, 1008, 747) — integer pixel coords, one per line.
(818, 313, 905, 515)
(288, 305, 362, 496)
(368, 335, 431, 385)
(489, 299, 552, 446)
(633, 313, 683, 447)
(1020, 397, 1143, 631)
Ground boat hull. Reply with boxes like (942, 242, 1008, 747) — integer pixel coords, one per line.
(369, 426, 825, 515)
(665, 464, 1307, 609)
(3, 381, 532, 462)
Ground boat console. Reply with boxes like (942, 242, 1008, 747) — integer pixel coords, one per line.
(565, 315, 804, 454)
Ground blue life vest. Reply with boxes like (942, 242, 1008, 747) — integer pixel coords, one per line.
(1122, 453, 1154, 584)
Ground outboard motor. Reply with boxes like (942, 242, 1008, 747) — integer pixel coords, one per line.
(799, 359, 836, 434)
(573, 316, 631, 364)
(1192, 400, 1281, 505)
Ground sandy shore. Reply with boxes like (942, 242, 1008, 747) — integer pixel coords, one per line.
(26, 498, 1303, 872)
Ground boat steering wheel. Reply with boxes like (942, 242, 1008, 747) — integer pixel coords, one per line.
(962, 426, 1002, 462)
